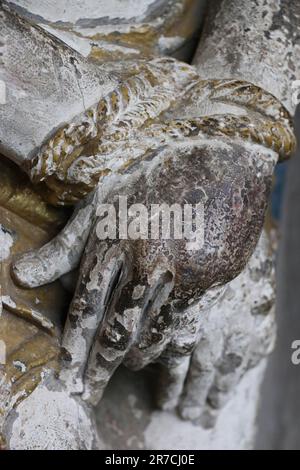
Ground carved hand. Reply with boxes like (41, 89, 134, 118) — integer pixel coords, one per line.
(11, 141, 289, 416)
(11, 63, 295, 422)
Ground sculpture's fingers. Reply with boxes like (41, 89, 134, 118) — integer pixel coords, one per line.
(81, 288, 141, 406)
(155, 316, 203, 412)
(156, 354, 191, 411)
(178, 338, 216, 424)
(205, 345, 245, 419)
(60, 243, 133, 394)
(180, 334, 246, 428)
(12, 198, 95, 288)
(196, 366, 244, 430)
(83, 270, 174, 405)
(122, 271, 175, 371)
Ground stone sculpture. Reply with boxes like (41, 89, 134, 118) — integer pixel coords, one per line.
(0, 0, 299, 449)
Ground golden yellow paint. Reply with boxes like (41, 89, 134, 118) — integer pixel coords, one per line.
(0, 158, 68, 418)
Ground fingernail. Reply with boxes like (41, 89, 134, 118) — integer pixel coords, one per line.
(11, 255, 40, 288)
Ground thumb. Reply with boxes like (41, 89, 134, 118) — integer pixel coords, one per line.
(12, 201, 94, 288)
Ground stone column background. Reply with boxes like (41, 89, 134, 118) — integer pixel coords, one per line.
(256, 107, 300, 450)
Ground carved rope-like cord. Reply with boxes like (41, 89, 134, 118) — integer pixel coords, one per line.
(28, 61, 296, 205)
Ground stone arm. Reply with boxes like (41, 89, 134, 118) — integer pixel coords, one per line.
(193, 0, 300, 116)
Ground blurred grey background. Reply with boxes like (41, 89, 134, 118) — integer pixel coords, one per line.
(256, 106, 300, 449)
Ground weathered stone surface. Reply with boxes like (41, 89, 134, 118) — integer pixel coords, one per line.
(8, 0, 207, 61)
(193, 0, 300, 114)
(0, 3, 118, 164)
(1, 0, 298, 450)
(94, 230, 276, 450)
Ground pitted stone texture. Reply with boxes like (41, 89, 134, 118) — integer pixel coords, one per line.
(5, 373, 99, 450)
(8, 1, 207, 60)
(194, 0, 300, 115)
(0, 3, 118, 164)
(94, 231, 275, 449)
